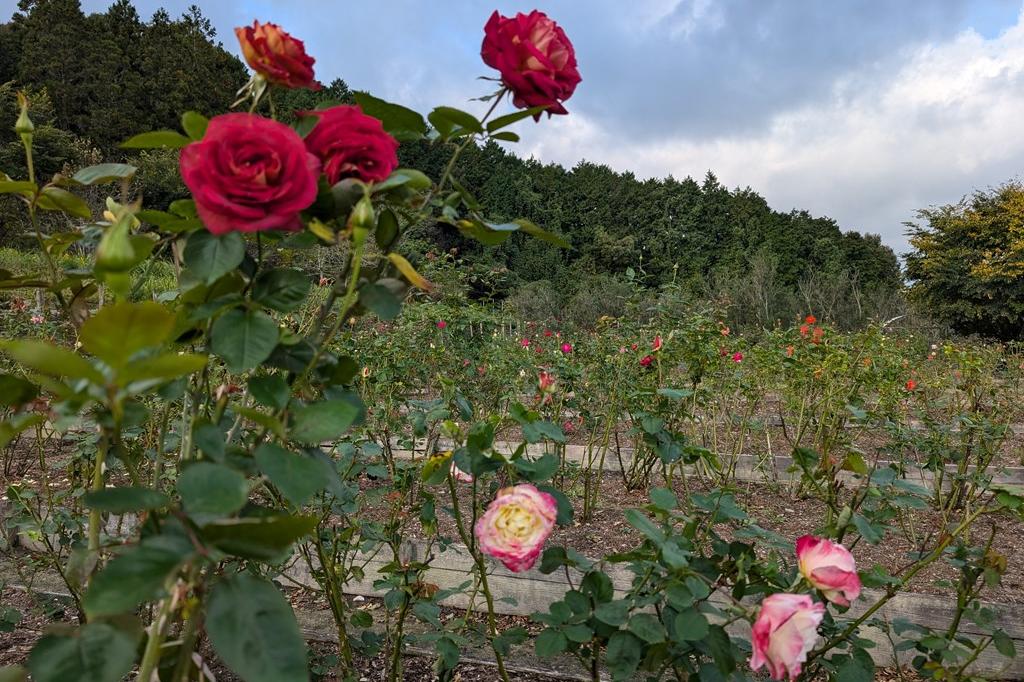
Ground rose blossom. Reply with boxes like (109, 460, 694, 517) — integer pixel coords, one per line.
(235, 21, 318, 89)
(30, 314, 43, 324)
(520, 338, 531, 348)
(179, 113, 320, 235)
(796, 535, 861, 606)
(750, 593, 825, 680)
(639, 355, 653, 367)
(652, 335, 663, 352)
(450, 461, 474, 484)
(905, 379, 917, 391)
(799, 324, 810, 338)
(481, 10, 581, 116)
(302, 105, 399, 184)
(560, 342, 572, 354)
(538, 371, 557, 394)
(436, 320, 447, 329)
(811, 327, 824, 344)
(805, 314, 817, 325)
(475, 483, 557, 572)
(732, 351, 744, 363)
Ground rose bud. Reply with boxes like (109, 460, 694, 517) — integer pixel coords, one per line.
(235, 21, 319, 89)
(750, 593, 825, 680)
(450, 461, 474, 484)
(796, 535, 861, 606)
(475, 483, 557, 572)
(481, 10, 581, 117)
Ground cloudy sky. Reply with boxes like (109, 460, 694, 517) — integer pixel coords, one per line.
(13, 0, 1024, 255)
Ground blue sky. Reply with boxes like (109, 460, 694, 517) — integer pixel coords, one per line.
(6, 0, 1024, 255)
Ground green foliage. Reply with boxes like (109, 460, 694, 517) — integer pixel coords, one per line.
(907, 181, 1024, 339)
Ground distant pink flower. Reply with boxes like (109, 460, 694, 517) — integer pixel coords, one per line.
(520, 338, 531, 348)
(796, 535, 861, 607)
(631, 343, 638, 351)
(732, 351, 743, 363)
(639, 355, 653, 367)
(318, 276, 329, 287)
(652, 335, 663, 352)
(450, 461, 474, 484)
(563, 420, 575, 434)
(750, 593, 825, 680)
(560, 342, 572, 354)
(720, 325, 730, 336)
(30, 315, 43, 324)
(436, 320, 447, 329)
(475, 483, 557, 572)
(462, 358, 471, 367)
(619, 346, 626, 354)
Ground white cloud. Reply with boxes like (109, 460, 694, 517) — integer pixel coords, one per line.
(516, 5, 1024, 256)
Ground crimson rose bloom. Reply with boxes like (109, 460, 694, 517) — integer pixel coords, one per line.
(303, 105, 399, 184)
(180, 113, 321, 235)
(235, 21, 319, 89)
(481, 10, 581, 116)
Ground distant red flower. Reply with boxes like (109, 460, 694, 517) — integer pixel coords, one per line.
(652, 335, 663, 352)
(631, 343, 638, 351)
(462, 358, 471, 367)
(561, 342, 572, 354)
(563, 420, 575, 434)
(639, 355, 653, 367)
(520, 338, 531, 348)
(811, 327, 824, 344)
(732, 351, 744, 363)
(905, 379, 917, 391)
(805, 314, 817, 325)
(785, 345, 795, 358)
(436, 320, 447, 329)
(538, 371, 557, 393)
(719, 347, 729, 357)
(544, 329, 553, 337)
(534, 345, 543, 354)
(720, 325, 730, 337)
(799, 324, 810, 338)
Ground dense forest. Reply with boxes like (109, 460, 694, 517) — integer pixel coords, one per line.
(0, 0, 902, 325)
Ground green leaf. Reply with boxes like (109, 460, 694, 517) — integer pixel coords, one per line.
(181, 111, 209, 140)
(624, 508, 665, 543)
(0, 180, 36, 195)
(429, 106, 483, 136)
(852, 513, 884, 544)
(184, 230, 245, 284)
(27, 622, 140, 682)
(36, 187, 90, 218)
(69, 163, 136, 186)
(249, 374, 290, 410)
(594, 599, 629, 626)
(253, 268, 311, 312)
(201, 514, 317, 560)
(674, 608, 709, 641)
(255, 443, 334, 506)
(486, 107, 548, 132)
(606, 631, 643, 681)
(80, 301, 175, 368)
(121, 130, 191, 149)
(177, 462, 248, 524)
(1, 340, 103, 384)
(836, 648, 875, 682)
(0, 373, 38, 407)
(359, 282, 401, 320)
(353, 92, 426, 141)
(535, 628, 567, 658)
(82, 487, 169, 513)
(489, 131, 519, 142)
(83, 537, 191, 617)
(514, 218, 570, 249)
(650, 487, 678, 510)
(119, 352, 207, 385)
(211, 309, 279, 374)
(436, 637, 460, 670)
(628, 613, 666, 644)
(993, 629, 1016, 658)
(289, 399, 360, 444)
(206, 573, 308, 682)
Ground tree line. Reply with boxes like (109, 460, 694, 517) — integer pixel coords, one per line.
(0, 0, 904, 327)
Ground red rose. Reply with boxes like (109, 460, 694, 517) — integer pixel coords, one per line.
(302, 105, 399, 184)
(481, 10, 581, 116)
(180, 113, 320, 235)
(235, 21, 319, 89)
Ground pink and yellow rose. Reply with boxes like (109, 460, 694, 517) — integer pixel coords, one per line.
(750, 593, 825, 681)
(475, 483, 557, 572)
(796, 535, 861, 606)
